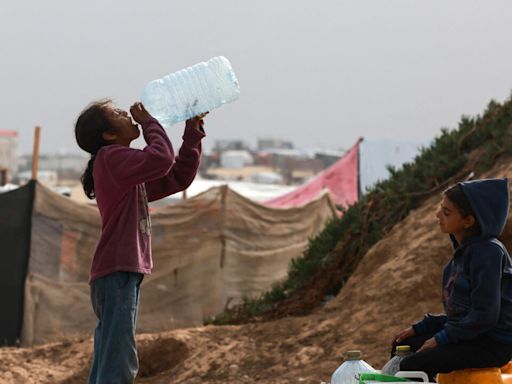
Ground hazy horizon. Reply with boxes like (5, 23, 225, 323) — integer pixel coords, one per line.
(2, 1, 512, 156)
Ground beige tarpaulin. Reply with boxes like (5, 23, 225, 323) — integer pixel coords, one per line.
(22, 183, 336, 346)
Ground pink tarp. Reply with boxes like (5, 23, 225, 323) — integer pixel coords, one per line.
(265, 139, 361, 208)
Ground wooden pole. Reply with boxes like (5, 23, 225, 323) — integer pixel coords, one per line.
(31, 126, 41, 181)
(182, 189, 188, 200)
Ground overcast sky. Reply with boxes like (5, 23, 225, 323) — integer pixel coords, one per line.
(1, 0, 512, 156)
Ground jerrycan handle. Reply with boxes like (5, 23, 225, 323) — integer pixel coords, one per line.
(395, 371, 430, 382)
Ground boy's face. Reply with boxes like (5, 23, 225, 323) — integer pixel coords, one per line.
(102, 104, 140, 146)
(436, 197, 475, 238)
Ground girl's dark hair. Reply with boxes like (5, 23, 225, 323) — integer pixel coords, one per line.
(444, 184, 482, 239)
(75, 99, 114, 199)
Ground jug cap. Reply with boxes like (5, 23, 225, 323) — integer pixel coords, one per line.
(345, 350, 362, 360)
(396, 345, 411, 356)
(396, 345, 410, 352)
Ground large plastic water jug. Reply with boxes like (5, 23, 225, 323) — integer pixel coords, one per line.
(331, 350, 376, 384)
(141, 56, 240, 127)
(381, 345, 412, 376)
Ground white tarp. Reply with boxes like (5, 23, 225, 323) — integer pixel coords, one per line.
(359, 138, 428, 193)
(21, 183, 336, 346)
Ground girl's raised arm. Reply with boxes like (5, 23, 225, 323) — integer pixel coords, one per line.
(145, 119, 205, 201)
(99, 118, 175, 188)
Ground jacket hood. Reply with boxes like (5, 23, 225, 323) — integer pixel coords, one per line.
(459, 178, 509, 238)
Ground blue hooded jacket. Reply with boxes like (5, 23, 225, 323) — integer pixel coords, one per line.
(413, 178, 512, 345)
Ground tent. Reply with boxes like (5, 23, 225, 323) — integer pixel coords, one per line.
(265, 140, 361, 209)
(0, 181, 34, 346)
(265, 137, 425, 208)
(0, 181, 336, 346)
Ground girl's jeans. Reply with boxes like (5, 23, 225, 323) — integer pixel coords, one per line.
(88, 272, 144, 384)
(391, 332, 512, 382)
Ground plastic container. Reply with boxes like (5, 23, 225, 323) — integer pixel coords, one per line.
(359, 371, 432, 383)
(358, 373, 409, 382)
(502, 361, 512, 374)
(331, 350, 376, 384)
(381, 345, 412, 376)
(141, 56, 240, 127)
(436, 367, 504, 383)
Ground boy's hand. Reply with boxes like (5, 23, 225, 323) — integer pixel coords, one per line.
(392, 326, 415, 344)
(130, 102, 153, 124)
(417, 337, 437, 352)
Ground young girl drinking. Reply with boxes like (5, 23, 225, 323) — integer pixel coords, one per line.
(392, 178, 512, 382)
(75, 100, 205, 383)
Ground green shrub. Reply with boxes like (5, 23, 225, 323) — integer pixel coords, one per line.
(205, 96, 512, 326)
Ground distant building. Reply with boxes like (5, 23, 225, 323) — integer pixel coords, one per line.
(248, 171, 283, 185)
(257, 138, 294, 150)
(255, 149, 326, 184)
(39, 153, 87, 177)
(17, 153, 87, 181)
(18, 170, 58, 188)
(205, 165, 282, 184)
(0, 131, 18, 184)
(314, 149, 344, 168)
(213, 139, 250, 152)
(220, 150, 254, 169)
(258, 148, 308, 170)
(199, 152, 220, 174)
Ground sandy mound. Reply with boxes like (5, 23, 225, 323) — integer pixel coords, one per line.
(2, 157, 512, 384)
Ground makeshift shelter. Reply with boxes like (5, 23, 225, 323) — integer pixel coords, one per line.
(0, 182, 336, 346)
(265, 140, 361, 209)
(265, 138, 425, 208)
(0, 181, 34, 346)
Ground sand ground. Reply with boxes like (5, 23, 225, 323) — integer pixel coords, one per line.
(2, 159, 511, 384)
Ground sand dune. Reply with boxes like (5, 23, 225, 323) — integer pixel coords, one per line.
(2, 157, 511, 384)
